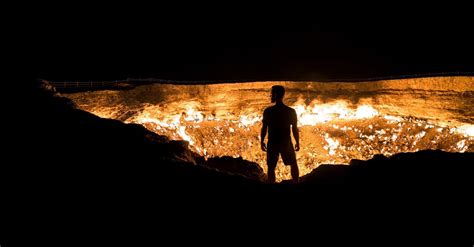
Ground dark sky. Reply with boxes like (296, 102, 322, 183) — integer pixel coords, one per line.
(28, 4, 474, 81)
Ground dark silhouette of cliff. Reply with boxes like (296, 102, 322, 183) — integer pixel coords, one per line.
(5, 80, 473, 246)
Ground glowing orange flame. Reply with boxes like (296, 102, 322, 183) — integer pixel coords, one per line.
(64, 77, 474, 182)
(294, 101, 379, 125)
(119, 99, 472, 181)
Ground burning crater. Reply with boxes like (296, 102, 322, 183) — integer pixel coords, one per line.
(65, 77, 474, 181)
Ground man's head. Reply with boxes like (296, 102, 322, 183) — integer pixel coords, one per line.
(271, 85, 285, 103)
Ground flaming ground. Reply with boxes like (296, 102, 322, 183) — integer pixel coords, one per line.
(65, 77, 474, 181)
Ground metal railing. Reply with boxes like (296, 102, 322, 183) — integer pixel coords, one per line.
(48, 81, 121, 88)
(43, 71, 474, 89)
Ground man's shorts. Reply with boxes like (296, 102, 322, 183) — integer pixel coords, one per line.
(267, 141, 297, 168)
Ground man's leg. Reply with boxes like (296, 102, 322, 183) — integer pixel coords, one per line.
(290, 163, 299, 183)
(267, 166, 276, 183)
(266, 146, 278, 183)
(281, 144, 299, 182)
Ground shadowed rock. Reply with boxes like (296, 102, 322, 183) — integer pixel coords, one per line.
(203, 156, 266, 181)
(5, 79, 473, 245)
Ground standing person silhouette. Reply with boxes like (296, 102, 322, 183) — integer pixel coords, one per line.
(260, 85, 300, 183)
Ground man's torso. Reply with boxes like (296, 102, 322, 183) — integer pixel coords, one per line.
(263, 104, 296, 145)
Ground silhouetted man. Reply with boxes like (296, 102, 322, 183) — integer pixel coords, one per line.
(261, 85, 300, 183)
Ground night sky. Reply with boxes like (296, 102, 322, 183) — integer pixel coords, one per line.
(28, 4, 474, 81)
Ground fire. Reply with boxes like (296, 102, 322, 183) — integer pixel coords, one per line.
(177, 126, 194, 146)
(184, 107, 204, 122)
(120, 100, 473, 182)
(239, 114, 262, 128)
(457, 125, 474, 137)
(323, 134, 340, 156)
(65, 78, 474, 182)
(294, 100, 380, 126)
(356, 105, 379, 119)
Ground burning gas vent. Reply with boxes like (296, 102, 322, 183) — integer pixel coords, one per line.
(65, 77, 474, 181)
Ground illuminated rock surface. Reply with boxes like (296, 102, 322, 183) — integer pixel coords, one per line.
(66, 77, 474, 181)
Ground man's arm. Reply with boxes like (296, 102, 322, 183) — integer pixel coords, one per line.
(260, 123, 268, 151)
(292, 111, 300, 151)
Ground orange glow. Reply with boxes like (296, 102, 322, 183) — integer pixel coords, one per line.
(66, 78, 474, 182)
(122, 100, 473, 181)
